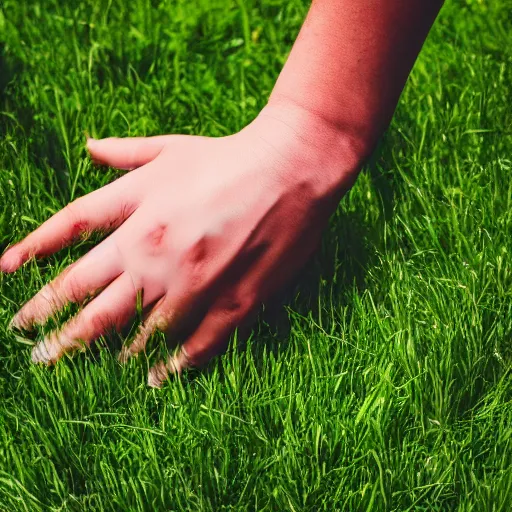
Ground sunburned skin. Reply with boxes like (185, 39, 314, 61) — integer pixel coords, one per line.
(0, 0, 444, 387)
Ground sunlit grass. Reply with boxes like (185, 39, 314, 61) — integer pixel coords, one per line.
(0, 0, 511, 510)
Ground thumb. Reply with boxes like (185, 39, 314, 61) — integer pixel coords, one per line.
(87, 135, 171, 170)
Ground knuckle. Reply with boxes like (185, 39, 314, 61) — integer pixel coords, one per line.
(219, 295, 244, 316)
(118, 200, 137, 225)
(73, 306, 112, 338)
(222, 291, 257, 318)
(180, 233, 213, 291)
(62, 273, 85, 303)
(88, 311, 115, 335)
(186, 234, 209, 264)
(128, 143, 142, 167)
(123, 269, 140, 302)
(40, 280, 63, 309)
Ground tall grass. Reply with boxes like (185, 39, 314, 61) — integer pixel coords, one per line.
(0, 1, 511, 510)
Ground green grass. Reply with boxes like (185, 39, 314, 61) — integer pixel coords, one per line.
(0, 0, 511, 510)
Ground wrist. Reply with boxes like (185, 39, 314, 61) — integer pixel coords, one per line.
(247, 98, 373, 197)
(265, 94, 377, 160)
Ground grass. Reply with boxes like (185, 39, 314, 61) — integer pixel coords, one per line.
(0, 0, 511, 510)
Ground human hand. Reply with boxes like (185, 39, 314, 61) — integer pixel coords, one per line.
(1, 103, 363, 387)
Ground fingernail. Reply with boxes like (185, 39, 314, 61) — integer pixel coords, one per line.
(147, 361, 168, 388)
(167, 355, 182, 376)
(31, 341, 52, 365)
(147, 372, 163, 389)
(117, 346, 133, 364)
(8, 313, 21, 331)
(174, 348, 192, 374)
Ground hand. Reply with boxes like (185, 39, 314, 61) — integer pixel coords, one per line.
(1, 103, 363, 387)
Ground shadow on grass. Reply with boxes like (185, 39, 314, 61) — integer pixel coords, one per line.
(243, 143, 397, 363)
(0, 43, 10, 101)
(0, 42, 17, 256)
(0, 42, 69, 205)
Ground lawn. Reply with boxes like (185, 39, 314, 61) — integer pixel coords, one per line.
(0, 0, 511, 510)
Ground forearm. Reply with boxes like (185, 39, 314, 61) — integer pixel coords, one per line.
(265, 0, 444, 162)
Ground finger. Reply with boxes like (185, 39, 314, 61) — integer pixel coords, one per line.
(31, 271, 137, 365)
(180, 294, 258, 367)
(87, 136, 170, 170)
(120, 234, 265, 365)
(0, 175, 140, 273)
(147, 295, 257, 388)
(118, 294, 183, 363)
(9, 235, 124, 331)
(147, 350, 192, 389)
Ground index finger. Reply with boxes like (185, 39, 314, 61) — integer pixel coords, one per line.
(0, 174, 140, 273)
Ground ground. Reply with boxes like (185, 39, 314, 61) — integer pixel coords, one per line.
(0, 0, 511, 510)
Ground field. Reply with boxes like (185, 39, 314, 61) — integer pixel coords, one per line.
(0, 0, 511, 510)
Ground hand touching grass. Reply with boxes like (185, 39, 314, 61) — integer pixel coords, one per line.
(1, 104, 361, 387)
(1, 0, 443, 387)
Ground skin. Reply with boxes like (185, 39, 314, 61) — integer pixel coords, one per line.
(1, 0, 444, 388)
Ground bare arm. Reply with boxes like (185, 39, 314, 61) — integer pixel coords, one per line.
(266, 0, 444, 165)
(3, 1, 445, 386)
